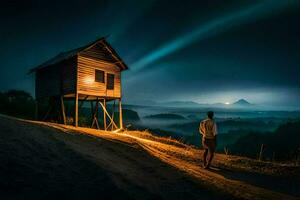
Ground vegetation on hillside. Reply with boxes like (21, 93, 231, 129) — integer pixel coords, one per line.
(0, 90, 35, 119)
(229, 121, 300, 161)
(1, 89, 299, 162)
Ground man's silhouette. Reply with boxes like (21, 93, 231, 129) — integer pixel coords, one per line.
(199, 111, 218, 169)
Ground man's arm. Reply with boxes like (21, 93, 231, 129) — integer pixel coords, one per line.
(199, 121, 205, 136)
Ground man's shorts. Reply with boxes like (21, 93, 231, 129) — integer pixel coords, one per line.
(202, 138, 216, 152)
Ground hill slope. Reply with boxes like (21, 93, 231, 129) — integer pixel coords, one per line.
(0, 115, 299, 200)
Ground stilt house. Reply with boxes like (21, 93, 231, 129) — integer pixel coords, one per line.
(29, 37, 128, 130)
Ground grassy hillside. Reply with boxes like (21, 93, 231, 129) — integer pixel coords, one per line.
(229, 121, 300, 161)
(0, 90, 35, 119)
(0, 115, 224, 200)
(0, 115, 299, 199)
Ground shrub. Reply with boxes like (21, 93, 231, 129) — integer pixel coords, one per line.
(0, 90, 35, 119)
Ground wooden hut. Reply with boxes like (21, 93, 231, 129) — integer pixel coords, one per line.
(30, 37, 128, 130)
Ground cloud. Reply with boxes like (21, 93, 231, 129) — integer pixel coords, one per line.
(130, 1, 295, 72)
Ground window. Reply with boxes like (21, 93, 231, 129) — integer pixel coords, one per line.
(107, 73, 114, 90)
(95, 70, 104, 83)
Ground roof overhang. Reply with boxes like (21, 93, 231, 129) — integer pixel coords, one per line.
(29, 37, 128, 73)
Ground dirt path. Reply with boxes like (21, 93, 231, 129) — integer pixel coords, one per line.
(42, 120, 300, 200)
(1, 115, 299, 199)
(0, 115, 228, 200)
(137, 140, 300, 200)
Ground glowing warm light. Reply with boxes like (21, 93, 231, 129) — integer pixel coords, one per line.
(225, 102, 230, 105)
(84, 77, 94, 84)
(113, 128, 124, 133)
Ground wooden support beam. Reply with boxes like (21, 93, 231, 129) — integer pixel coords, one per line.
(106, 100, 115, 131)
(91, 99, 100, 129)
(95, 98, 99, 129)
(60, 96, 66, 125)
(103, 99, 107, 131)
(75, 63, 78, 127)
(109, 100, 116, 131)
(119, 99, 123, 129)
(74, 93, 78, 127)
(43, 98, 53, 121)
(99, 101, 118, 130)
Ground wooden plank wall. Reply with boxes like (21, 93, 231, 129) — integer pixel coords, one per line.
(35, 42, 123, 99)
(35, 57, 77, 99)
(77, 55, 121, 98)
(61, 57, 77, 95)
(79, 43, 116, 63)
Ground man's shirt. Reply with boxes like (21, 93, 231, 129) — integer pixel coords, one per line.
(199, 118, 218, 139)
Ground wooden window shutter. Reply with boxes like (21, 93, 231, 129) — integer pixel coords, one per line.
(107, 73, 114, 90)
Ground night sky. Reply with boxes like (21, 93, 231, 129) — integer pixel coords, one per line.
(0, 0, 299, 107)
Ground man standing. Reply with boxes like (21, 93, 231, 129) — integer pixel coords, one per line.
(199, 111, 217, 169)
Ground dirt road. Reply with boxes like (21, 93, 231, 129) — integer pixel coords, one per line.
(0, 115, 299, 199)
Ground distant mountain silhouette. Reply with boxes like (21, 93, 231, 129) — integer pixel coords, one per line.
(233, 99, 252, 106)
(158, 101, 202, 107)
(144, 113, 186, 120)
(127, 99, 259, 109)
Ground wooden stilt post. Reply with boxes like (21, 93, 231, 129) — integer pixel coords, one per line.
(106, 100, 114, 130)
(99, 101, 118, 129)
(111, 100, 116, 131)
(119, 98, 123, 129)
(95, 98, 99, 129)
(60, 95, 66, 125)
(74, 93, 78, 127)
(91, 99, 100, 129)
(43, 97, 53, 121)
(103, 99, 107, 131)
(96, 98, 99, 121)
